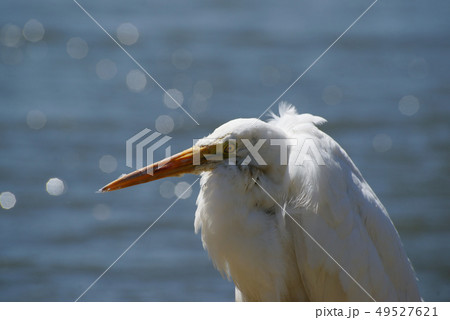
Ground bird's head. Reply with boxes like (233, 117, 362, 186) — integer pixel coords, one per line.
(100, 118, 290, 193)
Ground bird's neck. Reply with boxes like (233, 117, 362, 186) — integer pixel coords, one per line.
(194, 166, 304, 301)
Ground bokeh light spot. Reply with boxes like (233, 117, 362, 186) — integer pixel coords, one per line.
(163, 89, 184, 109)
(159, 181, 175, 199)
(175, 181, 192, 199)
(0, 192, 16, 210)
(66, 37, 88, 59)
(399, 95, 420, 116)
(172, 49, 192, 70)
(322, 85, 343, 106)
(99, 155, 118, 173)
(22, 19, 45, 43)
(96, 59, 117, 80)
(26, 110, 47, 130)
(93, 204, 111, 221)
(126, 69, 147, 92)
(117, 23, 139, 46)
(373, 134, 392, 153)
(0, 24, 22, 47)
(46, 178, 65, 196)
(155, 115, 175, 134)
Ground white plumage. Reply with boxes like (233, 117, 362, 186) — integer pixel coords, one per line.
(101, 102, 421, 302)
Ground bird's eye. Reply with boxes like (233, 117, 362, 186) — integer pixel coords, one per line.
(223, 141, 236, 154)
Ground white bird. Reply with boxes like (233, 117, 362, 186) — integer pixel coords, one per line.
(101, 102, 421, 302)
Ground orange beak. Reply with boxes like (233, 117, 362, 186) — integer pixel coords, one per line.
(99, 145, 214, 192)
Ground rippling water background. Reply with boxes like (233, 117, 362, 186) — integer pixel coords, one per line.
(1, 0, 449, 301)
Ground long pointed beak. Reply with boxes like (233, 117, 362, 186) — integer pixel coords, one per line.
(100, 145, 211, 192)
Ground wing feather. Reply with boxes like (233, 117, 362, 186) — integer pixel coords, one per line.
(273, 107, 421, 301)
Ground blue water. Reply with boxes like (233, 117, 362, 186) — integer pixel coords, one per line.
(0, 0, 449, 301)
